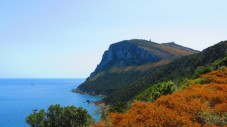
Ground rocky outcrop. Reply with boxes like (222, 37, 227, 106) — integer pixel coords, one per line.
(90, 40, 162, 77)
(90, 39, 198, 78)
(76, 39, 199, 96)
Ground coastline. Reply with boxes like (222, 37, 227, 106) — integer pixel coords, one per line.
(72, 88, 107, 98)
(72, 88, 109, 109)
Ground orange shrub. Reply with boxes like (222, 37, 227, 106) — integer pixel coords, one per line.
(94, 69, 227, 127)
(201, 68, 227, 84)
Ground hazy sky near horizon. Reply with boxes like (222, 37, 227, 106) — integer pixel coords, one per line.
(0, 0, 226, 78)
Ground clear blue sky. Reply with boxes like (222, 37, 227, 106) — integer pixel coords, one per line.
(0, 0, 226, 78)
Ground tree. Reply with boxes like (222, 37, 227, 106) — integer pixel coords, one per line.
(26, 105, 92, 127)
(59, 106, 92, 127)
(46, 104, 63, 127)
(26, 109, 46, 127)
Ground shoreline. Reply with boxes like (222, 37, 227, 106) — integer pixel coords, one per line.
(72, 88, 109, 109)
(72, 88, 107, 98)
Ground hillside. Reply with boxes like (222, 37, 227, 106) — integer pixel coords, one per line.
(94, 68, 227, 127)
(104, 40, 227, 104)
(75, 39, 198, 95)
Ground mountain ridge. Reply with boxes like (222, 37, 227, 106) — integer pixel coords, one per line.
(75, 39, 199, 96)
(90, 39, 199, 77)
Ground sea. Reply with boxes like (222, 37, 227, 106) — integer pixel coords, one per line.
(0, 79, 102, 127)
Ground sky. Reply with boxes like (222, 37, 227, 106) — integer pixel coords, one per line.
(0, 0, 226, 78)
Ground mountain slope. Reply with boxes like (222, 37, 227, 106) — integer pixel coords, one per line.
(75, 39, 199, 95)
(94, 68, 227, 127)
(104, 40, 227, 104)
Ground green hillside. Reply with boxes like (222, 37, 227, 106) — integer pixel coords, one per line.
(104, 41, 227, 104)
(75, 39, 198, 96)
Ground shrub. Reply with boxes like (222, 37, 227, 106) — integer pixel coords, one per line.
(192, 66, 213, 79)
(26, 105, 92, 127)
(94, 83, 227, 126)
(135, 81, 176, 102)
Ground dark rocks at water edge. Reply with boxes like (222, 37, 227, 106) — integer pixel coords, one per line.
(72, 88, 106, 97)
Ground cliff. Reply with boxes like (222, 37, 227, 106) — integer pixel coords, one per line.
(75, 39, 199, 96)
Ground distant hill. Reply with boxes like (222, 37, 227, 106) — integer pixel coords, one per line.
(75, 39, 199, 96)
(103, 40, 227, 104)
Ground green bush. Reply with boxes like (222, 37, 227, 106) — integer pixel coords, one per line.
(193, 78, 210, 84)
(26, 109, 46, 127)
(135, 81, 176, 102)
(176, 78, 192, 91)
(211, 56, 227, 69)
(108, 102, 128, 113)
(192, 66, 213, 79)
(26, 104, 92, 127)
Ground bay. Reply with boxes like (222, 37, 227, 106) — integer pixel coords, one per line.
(0, 79, 102, 127)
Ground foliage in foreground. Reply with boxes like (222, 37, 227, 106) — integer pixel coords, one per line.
(93, 69, 227, 127)
(135, 81, 176, 102)
(26, 104, 92, 127)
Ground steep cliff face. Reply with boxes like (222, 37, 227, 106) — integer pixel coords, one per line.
(76, 39, 199, 95)
(90, 39, 198, 78)
(91, 40, 162, 77)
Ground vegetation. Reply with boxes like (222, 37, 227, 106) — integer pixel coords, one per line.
(104, 55, 227, 117)
(93, 68, 227, 127)
(26, 104, 92, 127)
(77, 39, 198, 96)
(135, 81, 176, 102)
(108, 102, 128, 113)
(104, 41, 227, 104)
(192, 66, 213, 79)
(76, 69, 147, 95)
(25, 41, 227, 127)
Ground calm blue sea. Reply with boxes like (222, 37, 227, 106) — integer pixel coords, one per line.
(0, 79, 102, 127)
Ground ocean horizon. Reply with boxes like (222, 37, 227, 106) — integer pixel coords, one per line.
(0, 78, 102, 127)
